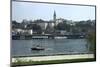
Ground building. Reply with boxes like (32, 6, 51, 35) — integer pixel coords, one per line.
(45, 22, 54, 34)
(12, 27, 33, 35)
(53, 11, 56, 26)
(56, 18, 67, 25)
(37, 22, 47, 31)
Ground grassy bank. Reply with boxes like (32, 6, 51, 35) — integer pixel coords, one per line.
(12, 58, 95, 67)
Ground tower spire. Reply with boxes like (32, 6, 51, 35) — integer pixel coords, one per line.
(53, 10, 56, 33)
(53, 10, 56, 25)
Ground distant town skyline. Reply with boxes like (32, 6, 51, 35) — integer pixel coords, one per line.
(12, 1, 95, 23)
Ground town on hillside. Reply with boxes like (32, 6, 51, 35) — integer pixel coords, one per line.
(12, 11, 95, 39)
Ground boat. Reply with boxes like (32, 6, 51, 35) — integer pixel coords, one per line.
(54, 36, 67, 39)
(31, 46, 45, 50)
(31, 45, 45, 51)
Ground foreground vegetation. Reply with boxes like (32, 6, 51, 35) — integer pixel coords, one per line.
(87, 32, 96, 52)
(12, 58, 95, 67)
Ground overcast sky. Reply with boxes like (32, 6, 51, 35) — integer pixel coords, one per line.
(12, 1, 95, 22)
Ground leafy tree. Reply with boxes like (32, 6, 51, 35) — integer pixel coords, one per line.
(33, 19, 45, 23)
(12, 20, 21, 28)
(55, 22, 70, 32)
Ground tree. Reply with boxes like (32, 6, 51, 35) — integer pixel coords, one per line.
(31, 24, 42, 34)
(12, 20, 21, 28)
(12, 20, 17, 24)
(55, 22, 70, 31)
(87, 32, 96, 52)
(33, 19, 45, 23)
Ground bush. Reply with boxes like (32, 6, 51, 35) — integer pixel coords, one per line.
(87, 32, 96, 52)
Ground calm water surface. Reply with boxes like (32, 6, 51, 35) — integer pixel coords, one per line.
(12, 39, 90, 57)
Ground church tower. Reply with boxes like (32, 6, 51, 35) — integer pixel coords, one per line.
(53, 11, 56, 26)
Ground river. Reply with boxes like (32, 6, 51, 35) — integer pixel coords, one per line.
(12, 39, 91, 57)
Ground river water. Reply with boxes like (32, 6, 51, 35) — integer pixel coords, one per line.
(12, 39, 90, 57)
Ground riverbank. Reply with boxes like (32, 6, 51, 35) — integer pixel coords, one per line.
(12, 54, 94, 62)
(12, 34, 85, 40)
(12, 54, 95, 66)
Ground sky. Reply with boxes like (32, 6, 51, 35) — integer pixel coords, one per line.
(12, 1, 95, 22)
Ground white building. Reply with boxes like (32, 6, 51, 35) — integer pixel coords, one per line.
(12, 28, 33, 35)
(56, 18, 65, 25)
(37, 22, 47, 30)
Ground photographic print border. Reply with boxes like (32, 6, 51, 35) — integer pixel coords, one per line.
(11, 0, 96, 66)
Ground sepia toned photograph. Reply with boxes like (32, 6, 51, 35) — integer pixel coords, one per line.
(11, 0, 96, 66)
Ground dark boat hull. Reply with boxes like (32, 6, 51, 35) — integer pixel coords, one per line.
(31, 47, 44, 50)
